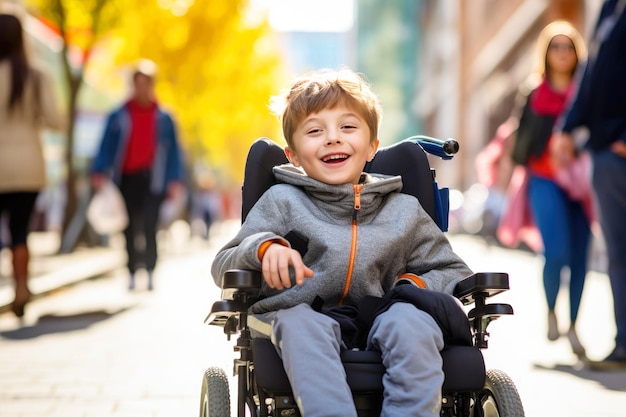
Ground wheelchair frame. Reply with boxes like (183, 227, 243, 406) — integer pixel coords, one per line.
(200, 137, 525, 417)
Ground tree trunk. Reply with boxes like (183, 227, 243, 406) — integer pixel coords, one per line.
(59, 73, 100, 252)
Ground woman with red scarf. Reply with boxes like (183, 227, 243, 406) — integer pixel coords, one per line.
(509, 21, 591, 358)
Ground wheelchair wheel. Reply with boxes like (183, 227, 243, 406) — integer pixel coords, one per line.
(199, 366, 230, 417)
(478, 369, 524, 417)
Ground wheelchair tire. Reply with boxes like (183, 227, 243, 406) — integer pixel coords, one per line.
(478, 369, 525, 417)
(199, 366, 230, 417)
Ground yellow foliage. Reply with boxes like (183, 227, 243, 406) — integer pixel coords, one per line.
(25, 0, 287, 187)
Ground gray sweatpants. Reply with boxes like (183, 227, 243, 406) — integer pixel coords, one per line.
(249, 302, 444, 417)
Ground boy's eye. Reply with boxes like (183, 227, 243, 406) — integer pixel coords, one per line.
(342, 125, 357, 130)
(307, 128, 322, 134)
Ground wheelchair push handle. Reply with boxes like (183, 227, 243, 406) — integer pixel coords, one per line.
(408, 135, 459, 160)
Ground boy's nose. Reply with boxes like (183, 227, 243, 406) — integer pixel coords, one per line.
(326, 130, 341, 144)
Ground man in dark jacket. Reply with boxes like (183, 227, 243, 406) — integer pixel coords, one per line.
(555, 0, 626, 369)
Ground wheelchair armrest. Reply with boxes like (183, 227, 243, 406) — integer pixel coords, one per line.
(221, 269, 263, 300)
(468, 304, 514, 321)
(454, 272, 513, 349)
(205, 270, 262, 333)
(453, 272, 509, 306)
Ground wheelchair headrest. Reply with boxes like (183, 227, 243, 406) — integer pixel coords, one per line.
(241, 138, 436, 223)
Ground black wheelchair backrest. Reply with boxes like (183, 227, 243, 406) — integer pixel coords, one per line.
(240, 137, 437, 223)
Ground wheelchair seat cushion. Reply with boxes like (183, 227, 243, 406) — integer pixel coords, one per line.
(252, 338, 485, 395)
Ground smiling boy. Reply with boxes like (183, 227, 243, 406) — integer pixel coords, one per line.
(212, 68, 472, 417)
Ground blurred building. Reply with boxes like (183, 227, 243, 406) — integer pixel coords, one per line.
(356, 0, 422, 144)
(414, 0, 603, 190)
(264, 0, 422, 146)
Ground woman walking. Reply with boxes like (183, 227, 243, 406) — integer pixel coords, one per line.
(505, 21, 592, 357)
(0, 8, 64, 317)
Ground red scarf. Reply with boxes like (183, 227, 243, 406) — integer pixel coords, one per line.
(527, 79, 573, 179)
(530, 79, 572, 116)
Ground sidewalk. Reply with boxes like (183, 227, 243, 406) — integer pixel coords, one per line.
(0, 220, 224, 314)
(0, 231, 126, 314)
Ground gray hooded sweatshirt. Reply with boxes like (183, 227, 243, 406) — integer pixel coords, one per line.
(211, 164, 473, 314)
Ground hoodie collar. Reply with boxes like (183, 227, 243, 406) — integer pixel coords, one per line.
(272, 164, 403, 217)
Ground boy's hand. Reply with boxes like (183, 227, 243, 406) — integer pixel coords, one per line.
(262, 243, 314, 289)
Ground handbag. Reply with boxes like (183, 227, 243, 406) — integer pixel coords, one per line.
(554, 152, 591, 202)
(511, 95, 555, 166)
(510, 97, 533, 165)
(496, 166, 543, 252)
(553, 152, 596, 222)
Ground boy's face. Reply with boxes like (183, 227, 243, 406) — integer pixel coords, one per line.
(285, 104, 379, 185)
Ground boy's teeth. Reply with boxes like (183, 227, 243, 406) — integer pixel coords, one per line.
(324, 155, 347, 161)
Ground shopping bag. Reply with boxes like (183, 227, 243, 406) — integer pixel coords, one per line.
(87, 181, 128, 234)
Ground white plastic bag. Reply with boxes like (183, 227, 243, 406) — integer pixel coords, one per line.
(87, 181, 128, 234)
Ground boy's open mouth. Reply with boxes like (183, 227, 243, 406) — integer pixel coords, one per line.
(322, 154, 349, 164)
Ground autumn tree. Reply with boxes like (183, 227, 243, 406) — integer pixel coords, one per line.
(104, 0, 287, 185)
(24, 0, 286, 249)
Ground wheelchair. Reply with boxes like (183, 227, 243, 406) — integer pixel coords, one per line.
(200, 137, 525, 417)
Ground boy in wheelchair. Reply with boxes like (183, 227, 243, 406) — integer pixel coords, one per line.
(211, 68, 474, 417)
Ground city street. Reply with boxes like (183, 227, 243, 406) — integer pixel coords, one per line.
(0, 220, 625, 417)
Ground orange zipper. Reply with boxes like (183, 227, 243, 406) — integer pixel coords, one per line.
(339, 184, 363, 305)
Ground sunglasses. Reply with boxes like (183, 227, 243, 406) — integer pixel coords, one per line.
(549, 43, 575, 52)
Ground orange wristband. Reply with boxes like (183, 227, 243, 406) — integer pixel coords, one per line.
(397, 273, 426, 288)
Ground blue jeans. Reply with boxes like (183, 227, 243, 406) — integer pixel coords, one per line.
(527, 175, 591, 323)
(592, 150, 626, 348)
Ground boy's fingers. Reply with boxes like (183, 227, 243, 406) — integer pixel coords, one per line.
(290, 254, 304, 286)
(278, 257, 292, 289)
(263, 254, 284, 290)
(293, 259, 314, 286)
(262, 246, 313, 288)
(296, 266, 314, 285)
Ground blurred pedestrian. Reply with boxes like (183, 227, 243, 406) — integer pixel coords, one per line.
(553, 0, 626, 369)
(474, 116, 518, 241)
(0, 9, 64, 317)
(500, 21, 591, 357)
(190, 171, 221, 240)
(91, 59, 185, 291)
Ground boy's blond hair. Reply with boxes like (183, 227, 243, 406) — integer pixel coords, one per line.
(271, 68, 382, 148)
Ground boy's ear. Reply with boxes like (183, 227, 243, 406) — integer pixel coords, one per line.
(367, 139, 380, 162)
(284, 147, 301, 167)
